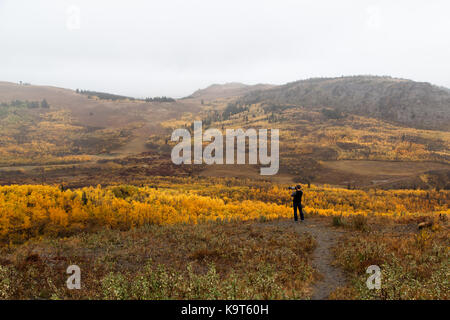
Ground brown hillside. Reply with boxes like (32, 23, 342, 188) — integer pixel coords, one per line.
(241, 76, 450, 131)
(187, 82, 275, 101)
(0, 81, 199, 129)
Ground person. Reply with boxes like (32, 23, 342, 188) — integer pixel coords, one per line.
(290, 185, 304, 222)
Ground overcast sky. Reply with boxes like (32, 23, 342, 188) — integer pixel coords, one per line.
(1, 0, 449, 98)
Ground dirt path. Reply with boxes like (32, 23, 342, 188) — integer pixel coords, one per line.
(276, 217, 347, 299)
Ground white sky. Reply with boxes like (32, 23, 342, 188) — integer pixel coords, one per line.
(1, 0, 449, 98)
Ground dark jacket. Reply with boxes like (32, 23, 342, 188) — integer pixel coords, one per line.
(291, 190, 303, 203)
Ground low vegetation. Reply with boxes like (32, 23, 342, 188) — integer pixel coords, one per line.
(0, 178, 448, 244)
(0, 221, 316, 299)
(331, 218, 449, 299)
(0, 103, 134, 166)
(1, 78, 449, 300)
(165, 96, 450, 188)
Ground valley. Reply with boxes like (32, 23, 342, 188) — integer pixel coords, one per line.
(0, 76, 448, 300)
(0, 77, 449, 190)
(2, 0, 449, 303)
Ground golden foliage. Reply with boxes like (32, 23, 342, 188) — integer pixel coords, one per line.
(0, 180, 448, 243)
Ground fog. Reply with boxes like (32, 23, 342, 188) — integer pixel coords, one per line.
(1, 0, 449, 97)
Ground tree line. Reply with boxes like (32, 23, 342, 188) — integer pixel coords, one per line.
(76, 89, 175, 102)
(0, 99, 49, 108)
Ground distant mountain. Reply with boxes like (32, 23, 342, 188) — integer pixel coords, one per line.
(439, 85, 450, 94)
(241, 76, 450, 131)
(187, 82, 275, 100)
(0, 81, 197, 128)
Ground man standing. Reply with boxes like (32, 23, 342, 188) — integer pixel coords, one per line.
(291, 185, 304, 222)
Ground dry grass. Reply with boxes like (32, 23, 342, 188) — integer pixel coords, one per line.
(331, 218, 449, 299)
(331, 214, 369, 231)
(0, 220, 316, 299)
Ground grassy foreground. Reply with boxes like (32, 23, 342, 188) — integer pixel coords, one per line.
(331, 217, 449, 300)
(0, 177, 448, 300)
(0, 221, 316, 299)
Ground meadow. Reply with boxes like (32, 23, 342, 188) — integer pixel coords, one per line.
(0, 221, 316, 299)
(0, 178, 448, 244)
(0, 177, 448, 300)
(0, 85, 448, 300)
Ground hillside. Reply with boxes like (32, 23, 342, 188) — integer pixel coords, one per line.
(1, 78, 449, 190)
(241, 76, 450, 131)
(193, 100, 450, 189)
(0, 81, 199, 165)
(0, 81, 195, 128)
(1, 80, 449, 300)
(186, 77, 450, 189)
(187, 82, 275, 100)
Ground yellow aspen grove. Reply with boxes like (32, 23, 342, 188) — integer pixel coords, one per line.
(0, 182, 448, 243)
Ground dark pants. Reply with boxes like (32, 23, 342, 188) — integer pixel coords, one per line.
(293, 202, 304, 221)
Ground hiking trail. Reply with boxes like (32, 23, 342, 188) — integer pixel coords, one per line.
(277, 217, 348, 300)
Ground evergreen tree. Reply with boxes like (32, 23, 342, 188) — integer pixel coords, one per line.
(41, 99, 50, 108)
